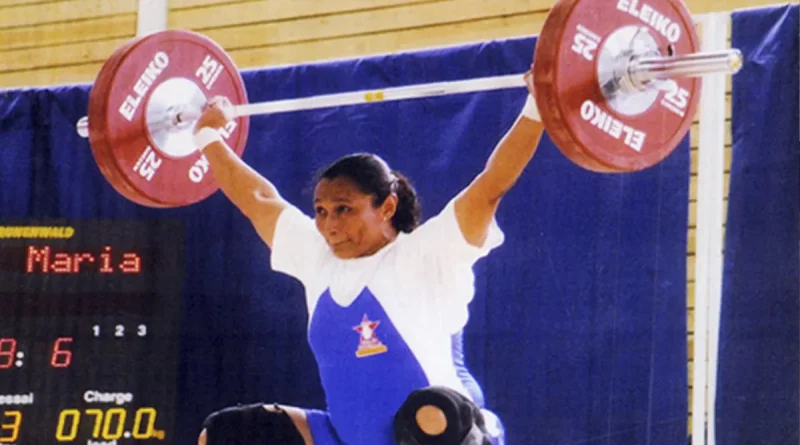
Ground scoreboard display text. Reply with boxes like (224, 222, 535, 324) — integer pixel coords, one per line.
(0, 221, 184, 445)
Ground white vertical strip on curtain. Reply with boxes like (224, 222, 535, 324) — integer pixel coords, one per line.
(137, 0, 168, 36)
(692, 11, 730, 445)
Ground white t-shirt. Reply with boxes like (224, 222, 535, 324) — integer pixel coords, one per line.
(270, 198, 504, 393)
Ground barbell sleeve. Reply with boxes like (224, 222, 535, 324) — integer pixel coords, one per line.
(629, 49, 743, 85)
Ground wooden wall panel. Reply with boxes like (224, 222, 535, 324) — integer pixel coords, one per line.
(0, 0, 781, 89)
(168, 0, 440, 30)
(0, 14, 136, 51)
(168, 0, 244, 9)
(3, 38, 130, 72)
(0, 0, 136, 28)
(200, 0, 541, 51)
(2, 0, 62, 7)
(0, 62, 105, 89)
(227, 12, 547, 70)
(0, 0, 137, 89)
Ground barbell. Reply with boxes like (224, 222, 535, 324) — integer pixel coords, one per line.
(76, 0, 743, 208)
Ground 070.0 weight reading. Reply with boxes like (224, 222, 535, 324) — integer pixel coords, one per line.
(0, 407, 166, 443)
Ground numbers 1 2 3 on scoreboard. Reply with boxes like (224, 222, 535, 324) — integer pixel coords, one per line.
(0, 221, 185, 445)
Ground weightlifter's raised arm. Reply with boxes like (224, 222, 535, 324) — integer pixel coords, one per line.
(192, 96, 288, 248)
(453, 70, 544, 247)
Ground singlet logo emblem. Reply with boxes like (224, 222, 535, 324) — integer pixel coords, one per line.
(353, 313, 388, 358)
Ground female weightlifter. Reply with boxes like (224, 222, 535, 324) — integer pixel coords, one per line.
(193, 70, 543, 445)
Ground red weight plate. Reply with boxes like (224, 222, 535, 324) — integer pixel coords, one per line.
(88, 37, 169, 207)
(534, 0, 701, 172)
(96, 30, 249, 207)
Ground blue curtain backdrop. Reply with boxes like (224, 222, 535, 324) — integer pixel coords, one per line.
(0, 35, 689, 444)
(715, 5, 800, 444)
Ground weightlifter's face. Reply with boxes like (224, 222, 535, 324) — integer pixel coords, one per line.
(313, 177, 390, 259)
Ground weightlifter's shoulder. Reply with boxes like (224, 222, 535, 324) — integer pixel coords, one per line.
(394, 198, 503, 267)
(263, 202, 330, 282)
(249, 197, 317, 250)
(390, 201, 456, 258)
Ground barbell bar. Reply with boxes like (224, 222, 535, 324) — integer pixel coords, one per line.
(76, 50, 741, 138)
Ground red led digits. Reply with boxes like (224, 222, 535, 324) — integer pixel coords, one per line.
(0, 339, 16, 369)
(26, 246, 142, 274)
(120, 253, 141, 273)
(99, 246, 113, 273)
(0, 338, 75, 369)
(50, 338, 73, 368)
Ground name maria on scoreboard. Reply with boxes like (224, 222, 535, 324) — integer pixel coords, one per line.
(25, 246, 142, 274)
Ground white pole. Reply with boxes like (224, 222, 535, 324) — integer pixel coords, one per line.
(692, 11, 730, 445)
(137, 0, 168, 36)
